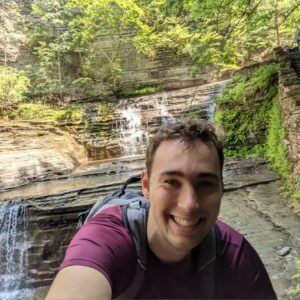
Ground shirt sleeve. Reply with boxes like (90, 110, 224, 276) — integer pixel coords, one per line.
(229, 238, 277, 299)
(60, 206, 137, 298)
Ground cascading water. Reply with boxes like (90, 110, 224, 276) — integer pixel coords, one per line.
(0, 201, 33, 300)
(115, 81, 229, 156)
(117, 107, 149, 156)
(207, 80, 230, 121)
(153, 95, 175, 125)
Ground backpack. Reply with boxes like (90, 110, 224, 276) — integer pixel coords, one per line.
(77, 174, 217, 299)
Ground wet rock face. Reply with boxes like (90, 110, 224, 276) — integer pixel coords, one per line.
(0, 123, 87, 192)
(27, 205, 83, 288)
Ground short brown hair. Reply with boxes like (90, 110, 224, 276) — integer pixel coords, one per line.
(146, 119, 224, 178)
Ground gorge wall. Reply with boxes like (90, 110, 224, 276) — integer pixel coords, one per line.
(274, 47, 300, 190)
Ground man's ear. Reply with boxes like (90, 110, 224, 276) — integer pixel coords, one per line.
(141, 170, 150, 199)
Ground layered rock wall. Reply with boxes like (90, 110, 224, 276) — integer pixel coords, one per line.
(65, 82, 226, 160)
(274, 47, 300, 188)
(89, 28, 225, 94)
(0, 122, 87, 191)
(27, 203, 86, 288)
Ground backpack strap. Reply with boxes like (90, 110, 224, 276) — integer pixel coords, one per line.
(197, 224, 217, 299)
(115, 199, 149, 299)
(77, 175, 142, 229)
(117, 174, 141, 197)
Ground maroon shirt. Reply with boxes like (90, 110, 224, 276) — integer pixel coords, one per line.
(61, 206, 277, 299)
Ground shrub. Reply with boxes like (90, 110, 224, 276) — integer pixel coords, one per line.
(13, 103, 83, 122)
(0, 66, 30, 116)
(215, 63, 279, 157)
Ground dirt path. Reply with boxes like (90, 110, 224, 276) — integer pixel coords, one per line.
(221, 181, 300, 299)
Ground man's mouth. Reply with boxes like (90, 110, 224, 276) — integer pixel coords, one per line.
(172, 216, 200, 227)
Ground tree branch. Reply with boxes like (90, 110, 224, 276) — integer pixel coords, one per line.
(278, 1, 300, 27)
(226, 0, 264, 37)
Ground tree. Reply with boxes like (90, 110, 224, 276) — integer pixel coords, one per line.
(23, 0, 300, 99)
(66, 0, 151, 95)
(136, 0, 300, 67)
(28, 0, 72, 100)
(0, 1, 29, 115)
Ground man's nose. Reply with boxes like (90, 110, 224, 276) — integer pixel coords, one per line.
(178, 185, 200, 212)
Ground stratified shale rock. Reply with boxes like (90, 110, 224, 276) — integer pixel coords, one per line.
(0, 122, 87, 192)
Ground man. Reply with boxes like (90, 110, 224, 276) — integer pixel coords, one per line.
(46, 119, 277, 299)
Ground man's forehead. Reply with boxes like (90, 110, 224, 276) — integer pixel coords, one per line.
(151, 139, 221, 171)
(154, 138, 218, 158)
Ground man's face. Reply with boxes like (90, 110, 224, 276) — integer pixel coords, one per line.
(142, 138, 223, 262)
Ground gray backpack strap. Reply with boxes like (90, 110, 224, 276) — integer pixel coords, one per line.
(197, 224, 217, 299)
(77, 175, 142, 229)
(115, 199, 149, 299)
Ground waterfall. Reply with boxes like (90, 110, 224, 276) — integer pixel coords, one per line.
(153, 95, 175, 125)
(0, 201, 33, 300)
(117, 107, 149, 156)
(207, 80, 230, 121)
(115, 81, 229, 157)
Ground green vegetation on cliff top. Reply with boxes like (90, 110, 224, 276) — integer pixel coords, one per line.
(2, 0, 300, 100)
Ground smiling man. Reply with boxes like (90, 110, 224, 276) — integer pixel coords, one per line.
(46, 119, 277, 299)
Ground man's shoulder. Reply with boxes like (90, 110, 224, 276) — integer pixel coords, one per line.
(214, 221, 277, 299)
(215, 219, 244, 248)
(61, 204, 137, 297)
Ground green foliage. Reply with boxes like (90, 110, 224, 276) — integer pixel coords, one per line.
(65, 0, 151, 94)
(224, 145, 265, 158)
(134, 0, 300, 68)
(215, 62, 300, 198)
(14, 103, 49, 120)
(20, 0, 300, 99)
(11, 103, 83, 122)
(294, 179, 300, 200)
(0, 67, 30, 116)
(215, 63, 279, 157)
(27, 0, 72, 97)
(118, 86, 163, 97)
(265, 96, 290, 179)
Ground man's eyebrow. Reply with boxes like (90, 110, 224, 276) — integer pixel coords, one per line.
(160, 170, 219, 180)
(160, 170, 184, 177)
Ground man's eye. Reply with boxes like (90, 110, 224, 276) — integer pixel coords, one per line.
(164, 179, 180, 187)
(199, 181, 215, 188)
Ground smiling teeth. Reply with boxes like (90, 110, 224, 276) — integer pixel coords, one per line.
(173, 216, 198, 227)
